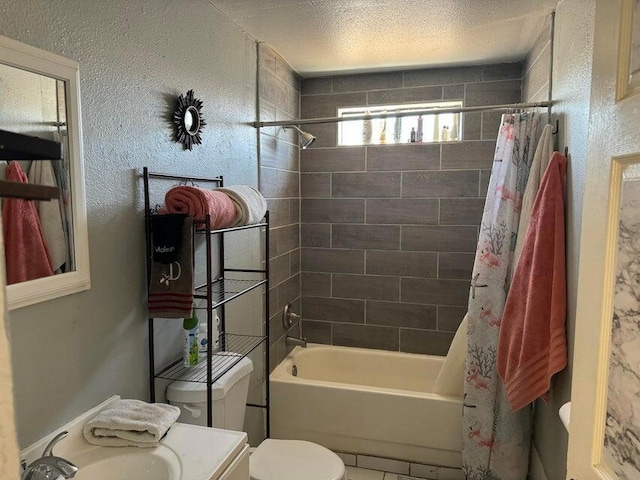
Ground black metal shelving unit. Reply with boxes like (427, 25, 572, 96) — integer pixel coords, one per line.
(142, 167, 270, 435)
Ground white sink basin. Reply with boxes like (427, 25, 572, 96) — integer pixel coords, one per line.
(21, 396, 247, 480)
(72, 444, 181, 480)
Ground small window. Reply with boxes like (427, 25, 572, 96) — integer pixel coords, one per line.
(337, 101, 463, 146)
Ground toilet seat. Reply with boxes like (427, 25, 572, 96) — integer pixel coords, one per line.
(250, 439, 345, 480)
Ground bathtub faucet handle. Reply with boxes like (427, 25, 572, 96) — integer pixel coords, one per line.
(283, 303, 300, 327)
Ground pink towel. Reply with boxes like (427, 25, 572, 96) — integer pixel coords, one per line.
(498, 152, 568, 412)
(2, 161, 53, 285)
(165, 186, 236, 230)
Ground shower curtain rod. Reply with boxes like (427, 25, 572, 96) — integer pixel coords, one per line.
(253, 101, 554, 128)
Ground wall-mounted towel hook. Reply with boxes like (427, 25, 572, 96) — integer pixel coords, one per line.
(564, 146, 569, 157)
(552, 119, 560, 135)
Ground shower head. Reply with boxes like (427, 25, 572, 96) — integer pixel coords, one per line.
(284, 125, 316, 149)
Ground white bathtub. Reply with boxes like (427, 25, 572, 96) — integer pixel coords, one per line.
(270, 344, 463, 468)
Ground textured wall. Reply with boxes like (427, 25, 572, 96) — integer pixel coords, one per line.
(299, 64, 522, 354)
(256, 43, 302, 370)
(0, 0, 258, 447)
(530, 2, 596, 479)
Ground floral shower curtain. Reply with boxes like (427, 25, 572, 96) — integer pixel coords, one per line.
(463, 112, 541, 480)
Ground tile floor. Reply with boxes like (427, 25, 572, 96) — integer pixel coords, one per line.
(339, 453, 465, 480)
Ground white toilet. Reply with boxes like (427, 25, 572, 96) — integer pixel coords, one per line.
(166, 354, 345, 480)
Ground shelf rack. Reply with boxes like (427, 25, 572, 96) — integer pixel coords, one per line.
(142, 167, 270, 435)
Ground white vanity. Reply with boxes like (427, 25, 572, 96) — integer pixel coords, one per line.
(20, 396, 249, 480)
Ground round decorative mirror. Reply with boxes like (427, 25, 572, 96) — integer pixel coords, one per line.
(173, 89, 205, 150)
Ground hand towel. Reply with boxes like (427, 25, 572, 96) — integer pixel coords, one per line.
(148, 217, 194, 318)
(215, 185, 267, 227)
(151, 214, 186, 264)
(2, 161, 53, 285)
(512, 123, 554, 275)
(498, 152, 568, 411)
(165, 185, 236, 230)
(28, 160, 68, 273)
(83, 399, 180, 448)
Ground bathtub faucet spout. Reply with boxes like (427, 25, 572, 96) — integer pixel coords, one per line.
(284, 303, 307, 348)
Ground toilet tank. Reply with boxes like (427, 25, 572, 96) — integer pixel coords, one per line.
(166, 353, 253, 431)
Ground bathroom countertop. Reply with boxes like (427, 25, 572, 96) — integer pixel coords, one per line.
(21, 395, 247, 480)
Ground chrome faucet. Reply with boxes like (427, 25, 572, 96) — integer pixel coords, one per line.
(21, 431, 78, 480)
(283, 303, 306, 348)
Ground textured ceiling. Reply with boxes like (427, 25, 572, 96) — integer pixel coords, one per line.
(209, 0, 558, 76)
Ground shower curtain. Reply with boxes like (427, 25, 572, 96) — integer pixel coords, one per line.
(463, 112, 541, 480)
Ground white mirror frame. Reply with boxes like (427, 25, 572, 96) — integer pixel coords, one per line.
(0, 35, 90, 309)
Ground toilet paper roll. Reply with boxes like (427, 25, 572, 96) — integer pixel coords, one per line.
(559, 402, 571, 432)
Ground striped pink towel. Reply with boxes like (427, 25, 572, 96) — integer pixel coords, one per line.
(165, 186, 236, 230)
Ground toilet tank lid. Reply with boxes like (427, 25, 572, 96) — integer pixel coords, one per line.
(166, 354, 253, 403)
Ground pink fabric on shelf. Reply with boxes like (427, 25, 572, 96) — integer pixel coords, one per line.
(165, 186, 236, 230)
(2, 161, 53, 285)
(498, 152, 568, 412)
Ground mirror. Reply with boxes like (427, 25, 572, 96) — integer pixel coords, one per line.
(0, 35, 90, 309)
(173, 89, 205, 150)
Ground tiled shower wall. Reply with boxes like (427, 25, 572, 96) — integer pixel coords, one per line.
(257, 44, 302, 371)
(299, 63, 523, 355)
(522, 14, 552, 102)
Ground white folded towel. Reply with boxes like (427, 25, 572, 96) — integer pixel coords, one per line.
(83, 399, 180, 448)
(216, 185, 267, 227)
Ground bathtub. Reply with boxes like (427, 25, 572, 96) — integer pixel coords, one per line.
(270, 344, 463, 468)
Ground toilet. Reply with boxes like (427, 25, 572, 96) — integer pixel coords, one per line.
(166, 354, 345, 480)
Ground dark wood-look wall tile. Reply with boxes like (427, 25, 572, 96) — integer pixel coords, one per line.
(367, 144, 440, 171)
(365, 199, 439, 225)
(402, 170, 480, 198)
(400, 329, 455, 356)
(366, 301, 437, 329)
(289, 199, 300, 224)
(401, 278, 470, 306)
(367, 86, 443, 105)
(443, 84, 465, 99)
(332, 274, 400, 301)
(301, 199, 365, 223)
(480, 170, 491, 197)
(290, 248, 301, 276)
(437, 306, 468, 332)
(267, 199, 291, 228)
(482, 62, 524, 81)
(301, 92, 367, 119)
(403, 66, 483, 87)
(463, 113, 482, 141)
(441, 141, 496, 170)
(302, 123, 338, 148)
(301, 147, 366, 172)
(302, 296, 365, 323)
(332, 323, 399, 351)
(270, 253, 291, 286)
(402, 225, 478, 252)
(332, 172, 401, 198)
(301, 223, 331, 248)
(304, 320, 332, 344)
(261, 135, 298, 171)
(482, 112, 503, 140)
(439, 198, 485, 225)
(366, 250, 437, 278)
(438, 253, 475, 280)
(278, 170, 299, 198)
(332, 224, 400, 250)
(333, 72, 403, 93)
(260, 167, 279, 198)
(301, 173, 331, 197)
(465, 79, 522, 107)
(277, 274, 301, 312)
(301, 272, 332, 297)
(301, 77, 333, 95)
(277, 224, 300, 255)
(301, 248, 364, 274)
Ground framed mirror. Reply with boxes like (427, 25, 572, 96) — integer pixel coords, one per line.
(0, 35, 90, 309)
(173, 89, 205, 150)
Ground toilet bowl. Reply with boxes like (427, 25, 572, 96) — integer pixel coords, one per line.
(166, 355, 346, 480)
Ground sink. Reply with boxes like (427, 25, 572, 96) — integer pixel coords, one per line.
(71, 444, 181, 480)
(21, 396, 248, 480)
